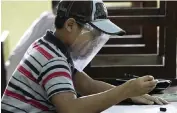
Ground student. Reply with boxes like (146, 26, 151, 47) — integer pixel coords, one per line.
(2, 0, 168, 113)
(6, 1, 60, 81)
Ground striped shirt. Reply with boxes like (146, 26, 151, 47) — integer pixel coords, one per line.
(1, 31, 77, 113)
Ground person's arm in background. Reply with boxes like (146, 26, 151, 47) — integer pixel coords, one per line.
(6, 11, 55, 80)
(74, 71, 169, 105)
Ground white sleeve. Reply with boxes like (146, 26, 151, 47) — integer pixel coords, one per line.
(6, 11, 55, 80)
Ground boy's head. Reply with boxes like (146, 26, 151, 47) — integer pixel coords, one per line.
(54, 0, 125, 45)
(54, 0, 126, 71)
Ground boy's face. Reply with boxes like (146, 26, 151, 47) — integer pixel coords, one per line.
(70, 23, 103, 58)
(64, 18, 102, 57)
(64, 18, 83, 46)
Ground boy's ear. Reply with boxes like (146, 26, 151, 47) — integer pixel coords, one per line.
(64, 18, 76, 32)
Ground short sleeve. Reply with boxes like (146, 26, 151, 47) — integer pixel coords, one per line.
(38, 57, 76, 99)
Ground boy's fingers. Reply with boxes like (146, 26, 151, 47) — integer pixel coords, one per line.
(158, 97, 170, 105)
(143, 75, 154, 82)
(144, 80, 158, 87)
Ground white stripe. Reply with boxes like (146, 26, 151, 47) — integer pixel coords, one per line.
(42, 58, 70, 73)
(41, 38, 73, 73)
(6, 86, 23, 95)
(47, 82, 75, 96)
(24, 53, 42, 71)
(43, 67, 71, 77)
(14, 71, 47, 97)
(45, 76, 74, 93)
(47, 57, 72, 73)
(2, 95, 43, 113)
(14, 69, 38, 85)
(20, 62, 39, 80)
(28, 48, 48, 66)
(48, 90, 76, 101)
(42, 38, 67, 59)
(10, 77, 49, 106)
(43, 57, 69, 68)
(5, 82, 51, 108)
(1, 102, 26, 113)
(40, 67, 71, 85)
(47, 56, 68, 64)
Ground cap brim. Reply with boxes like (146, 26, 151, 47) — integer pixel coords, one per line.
(89, 19, 126, 36)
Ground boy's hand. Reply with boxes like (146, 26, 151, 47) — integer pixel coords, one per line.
(123, 75, 158, 97)
(131, 94, 169, 105)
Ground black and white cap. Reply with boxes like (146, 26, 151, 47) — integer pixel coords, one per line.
(57, 0, 125, 35)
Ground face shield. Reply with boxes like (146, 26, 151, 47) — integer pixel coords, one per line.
(70, 23, 110, 72)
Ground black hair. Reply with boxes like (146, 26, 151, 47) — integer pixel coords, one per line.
(54, 1, 84, 29)
(55, 16, 67, 29)
(55, 16, 83, 29)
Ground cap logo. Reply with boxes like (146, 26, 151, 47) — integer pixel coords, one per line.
(94, 3, 108, 20)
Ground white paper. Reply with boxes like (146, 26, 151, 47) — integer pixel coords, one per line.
(102, 102, 177, 113)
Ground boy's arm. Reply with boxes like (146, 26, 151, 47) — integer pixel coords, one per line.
(73, 71, 115, 96)
(51, 72, 157, 113)
(73, 71, 168, 105)
(51, 83, 128, 113)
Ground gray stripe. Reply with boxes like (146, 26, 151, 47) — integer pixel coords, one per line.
(11, 76, 53, 106)
(30, 48, 48, 66)
(42, 57, 69, 69)
(46, 82, 72, 91)
(46, 77, 74, 95)
(2, 95, 42, 113)
(27, 52, 43, 67)
(44, 74, 73, 90)
(38, 64, 70, 83)
(14, 71, 45, 96)
(2, 102, 27, 113)
(48, 88, 76, 99)
(41, 38, 67, 59)
(43, 59, 67, 68)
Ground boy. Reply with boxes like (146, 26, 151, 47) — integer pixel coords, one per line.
(2, 0, 168, 113)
